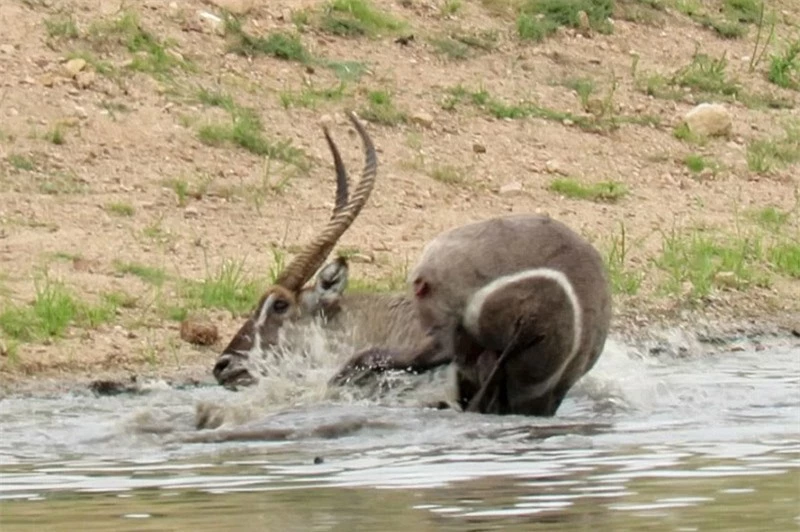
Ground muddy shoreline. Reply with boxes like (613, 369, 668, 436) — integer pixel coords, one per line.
(2, 307, 797, 398)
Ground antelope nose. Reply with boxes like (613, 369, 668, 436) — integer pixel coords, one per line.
(213, 356, 231, 380)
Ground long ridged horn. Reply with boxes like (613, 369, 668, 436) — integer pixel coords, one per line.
(275, 111, 377, 291)
(323, 124, 349, 216)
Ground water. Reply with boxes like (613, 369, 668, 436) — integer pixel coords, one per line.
(1, 330, 798, 531)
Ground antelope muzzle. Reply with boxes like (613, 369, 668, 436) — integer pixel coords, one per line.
(213, 352, 257, 389)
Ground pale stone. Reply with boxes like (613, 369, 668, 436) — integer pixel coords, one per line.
(63, 58, 87, 78)
(498, 181, 524, 196)
(683, 103, 732, 138)
(410, 112, 434, 129)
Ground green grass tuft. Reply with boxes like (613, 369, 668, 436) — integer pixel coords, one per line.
(768, 242, 800, 278)
(114, 261, 167, 286)
(517, 0, 614, 41)
(320, 0, 408, 38)
(44, 124, 66, 145)
(767, 40, 800, 91)
(227, 25, 310, 63)
(0, 278, 118, 341)
(7, 153, 36, 171)
(428, 165, 467, 185)
(181, 260, 263, 316)
(748, 206, 790, 232)
(87, 11, 190, 75)
(279, 83, 346, 109)
(441, 84, 632, 133)
(672, 52, 740, 96)
(655, 228, 769, 300)
(683, 153, 719, 176)
(196, 97, 308, 169)
(746, 122, 800, 174)
(105, 202, 136, 216)
(45, 14, 79, 39)
(604, 222, 643, 296)
(548, 177, 628, 203)
(360, 90, 407, 125)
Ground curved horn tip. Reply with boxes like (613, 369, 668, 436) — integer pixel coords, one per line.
(319, 114, 335, 130)
(347, 110, 362, 125)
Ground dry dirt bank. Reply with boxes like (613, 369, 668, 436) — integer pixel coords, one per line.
(0, 0, 798, 388)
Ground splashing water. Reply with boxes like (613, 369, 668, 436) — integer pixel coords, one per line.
(0, 329, 797, 531)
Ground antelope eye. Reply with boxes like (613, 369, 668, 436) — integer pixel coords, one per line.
(272, 299, 290, 314)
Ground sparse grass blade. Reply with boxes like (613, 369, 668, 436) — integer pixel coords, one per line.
(767, 40, 800, 90)
(0, 277, 119, 341)
(182, 260, 263, 316)
(321, 0, 407, 38)
(548, 177, 629, 203)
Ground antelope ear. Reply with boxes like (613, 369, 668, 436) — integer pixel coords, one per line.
(313, 257, 349, 305)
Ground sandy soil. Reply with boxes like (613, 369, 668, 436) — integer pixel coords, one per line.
(0, 0, 798, 388)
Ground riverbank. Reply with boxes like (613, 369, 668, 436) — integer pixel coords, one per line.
(1, 0, 798, 390)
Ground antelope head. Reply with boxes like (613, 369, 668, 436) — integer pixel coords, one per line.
(213, 112, 378, 389)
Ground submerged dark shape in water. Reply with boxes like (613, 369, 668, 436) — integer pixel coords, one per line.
(185, 416, 398, 443)
(88, 377, 140, 397)
(88, 377, 205, 397)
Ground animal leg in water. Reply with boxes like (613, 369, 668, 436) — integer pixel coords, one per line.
(329, 337, 450, 386)
(465, 319, 543, 414)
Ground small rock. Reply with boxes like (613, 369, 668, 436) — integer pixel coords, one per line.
(313, 456, 324, 464)
(72, 257, 99, 273)
(472, 143, 486, 154)
(0, 44, 15, 55)
(207, 0, 255, 15)
(545, 159, 565, 175)
(180, 317, 219, 346)
(39, 74, 57, 87)
(63, 58, 87, 78)
(166, 49, 184, 62)
(75, 70, 96, 89)
(395, 35, 415, 46)
(184, 205, 199, 217)
(498, 181, 524, 196)
(348, 252, 374, 264)
(410, 112, 434, 129)
(698, 167, 715, 180)
(683, 103, 732, 138)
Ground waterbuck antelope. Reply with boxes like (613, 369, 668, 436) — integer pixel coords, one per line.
(213, 112, 446, 389)
(332, 215, 613, 417)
